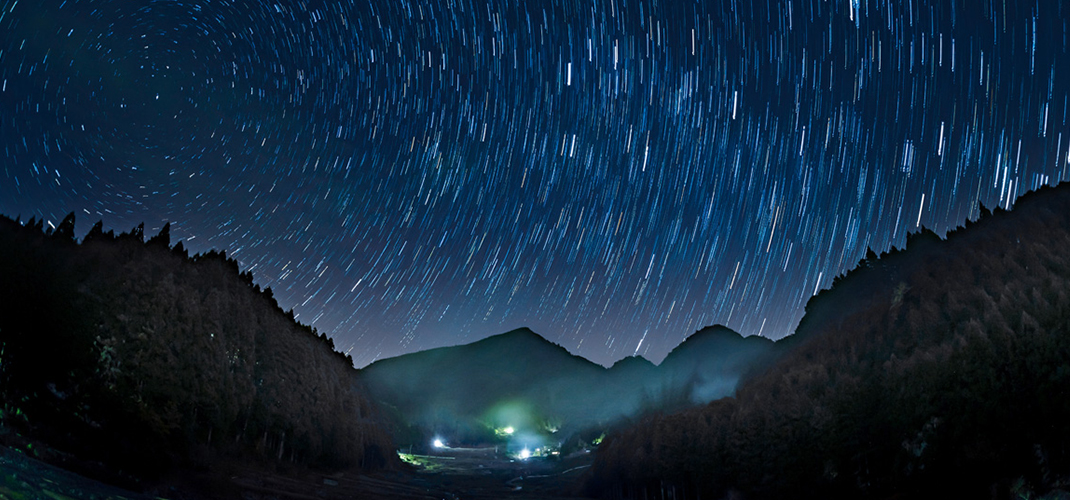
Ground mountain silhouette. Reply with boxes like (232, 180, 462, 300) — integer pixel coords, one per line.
(361, 328, 608, 446)
(659, 325, 776, 402)
(359, 325, 775, 449)
(605, 355, 659, 391)
(589, 182, 1070, 499)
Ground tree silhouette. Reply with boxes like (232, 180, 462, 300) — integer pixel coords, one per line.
(0, 214, 396, 483)
(587, 182, 1070, 499)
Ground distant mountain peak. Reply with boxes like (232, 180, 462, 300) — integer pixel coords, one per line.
(475, 326, 555, 347)
(661, 324, 774, 372)
(685, 324, 742, 341)
(496, 326, 542, 339)
(609, 355, 656, 371)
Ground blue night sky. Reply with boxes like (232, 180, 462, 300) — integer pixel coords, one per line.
(2, 0, 1068, 367)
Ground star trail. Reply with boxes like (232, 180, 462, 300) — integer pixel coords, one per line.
(2, 0, 1068, 367)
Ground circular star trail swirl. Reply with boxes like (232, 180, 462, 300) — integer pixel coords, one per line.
(2, 0, 1068, 366)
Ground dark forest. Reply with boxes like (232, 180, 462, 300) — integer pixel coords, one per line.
(588, 183, 1070, 499)
(0, 215, 395, 492)
(4, 183, 1070, 499)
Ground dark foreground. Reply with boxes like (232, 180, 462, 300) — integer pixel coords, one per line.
(0, 445, 594, 500)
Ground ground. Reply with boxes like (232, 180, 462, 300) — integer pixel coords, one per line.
(0, 444, 595, 499)
(0, 445, 153, 500)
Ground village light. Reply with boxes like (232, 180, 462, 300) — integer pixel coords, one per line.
(433, 438, 445, 448)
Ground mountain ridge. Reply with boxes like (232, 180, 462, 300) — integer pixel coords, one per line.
(368, 323, 773, 371)
(358, 322, 776, 449)
(589, 181, 1070, 499)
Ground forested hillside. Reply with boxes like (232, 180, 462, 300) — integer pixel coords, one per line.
(588, 183, 1070, 499)
(0, 214, 395, 482)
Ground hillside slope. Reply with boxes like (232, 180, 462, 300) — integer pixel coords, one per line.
(0, 215, 395, 485)
(589, 182, 1070, 499)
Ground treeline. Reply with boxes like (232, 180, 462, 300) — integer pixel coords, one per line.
(0, 214, 395, 481)
(587, 183, 1070, 499)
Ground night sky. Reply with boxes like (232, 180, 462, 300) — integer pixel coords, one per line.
(2, 0, 1068, 367)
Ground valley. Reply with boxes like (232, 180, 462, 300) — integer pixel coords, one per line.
(0, 442, 594, 500)
(5, 182, 1070, 498)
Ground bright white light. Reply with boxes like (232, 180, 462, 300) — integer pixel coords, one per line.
(503, 426, 515, 435)
(519, 448, 531, 459)
(433, 439, 445, 449)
